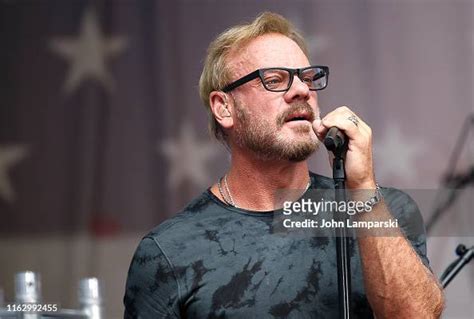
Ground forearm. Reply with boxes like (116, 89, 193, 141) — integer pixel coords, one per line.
(356, 201, 445, 318)
(314, 107, 445, 316)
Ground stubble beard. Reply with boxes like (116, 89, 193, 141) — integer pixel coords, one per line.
(233, 101, 320, 162)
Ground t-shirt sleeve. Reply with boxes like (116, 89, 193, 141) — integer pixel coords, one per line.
(382, 187, 431, 270)
(124, 237, 181, 318)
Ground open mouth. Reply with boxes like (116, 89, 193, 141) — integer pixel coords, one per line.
(285, 112, 313, 123)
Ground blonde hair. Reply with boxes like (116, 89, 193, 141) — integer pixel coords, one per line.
(199, 12, 309, 143)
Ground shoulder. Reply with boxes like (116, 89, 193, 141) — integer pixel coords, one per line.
(308, 172, 429, 265)
(379, 187, 424, 229)
(124, 191, 221, 317)
(146, 190, 217, 239)
(379, 187, 426, 242)
(137, 189, 236, 263)
(309, 171, 424, 230)
(379, 186, 431, 268)
(124, 236, 181, 318)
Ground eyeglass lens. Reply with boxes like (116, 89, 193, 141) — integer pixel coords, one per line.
(262, 67, 327, 91)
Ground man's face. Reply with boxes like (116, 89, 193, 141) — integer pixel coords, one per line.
(227, 33, 321, 162)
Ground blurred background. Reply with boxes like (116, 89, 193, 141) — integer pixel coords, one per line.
(0, 0, 472, 318)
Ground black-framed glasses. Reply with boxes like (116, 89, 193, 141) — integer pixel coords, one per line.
(222, 65, 329, 93)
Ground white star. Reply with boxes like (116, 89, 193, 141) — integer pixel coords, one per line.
(159, 122, 220, 189)
(49, 7, 127, 94)
(0, 145, 29, 203)
(374, 125, 424, 184)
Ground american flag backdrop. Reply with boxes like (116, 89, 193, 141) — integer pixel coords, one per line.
(0, 0, 472, 317)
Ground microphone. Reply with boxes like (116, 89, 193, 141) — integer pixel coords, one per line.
(323, 127, 348, 153)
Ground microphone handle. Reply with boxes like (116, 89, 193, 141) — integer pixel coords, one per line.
(324, 127, 348, 154)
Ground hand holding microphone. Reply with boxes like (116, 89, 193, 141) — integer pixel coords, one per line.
(313, 106, 376, 190)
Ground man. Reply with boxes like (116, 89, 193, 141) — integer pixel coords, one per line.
(124, 12, 444, 318)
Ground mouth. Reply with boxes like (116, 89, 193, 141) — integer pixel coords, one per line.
(284, 111, 314, 123)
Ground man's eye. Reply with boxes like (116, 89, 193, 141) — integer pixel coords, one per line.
(264, 77, 283, 85)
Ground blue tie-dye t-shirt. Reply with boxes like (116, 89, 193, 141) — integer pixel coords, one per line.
(124, 172, 429, 318)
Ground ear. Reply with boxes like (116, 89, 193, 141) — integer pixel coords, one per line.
(209, 91, 234, 129)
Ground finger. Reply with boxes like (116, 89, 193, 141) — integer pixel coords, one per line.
(312, 117, 323, 140)
(352, 115, 372, 140)
(325, 110, 371, 139)
(317, 113, 360, 140)
(316, 106, 373, 144)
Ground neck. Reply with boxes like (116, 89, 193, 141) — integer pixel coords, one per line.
(224, 148, 311, 211)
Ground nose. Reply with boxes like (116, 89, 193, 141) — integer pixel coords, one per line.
(283, 74, 311, 103)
